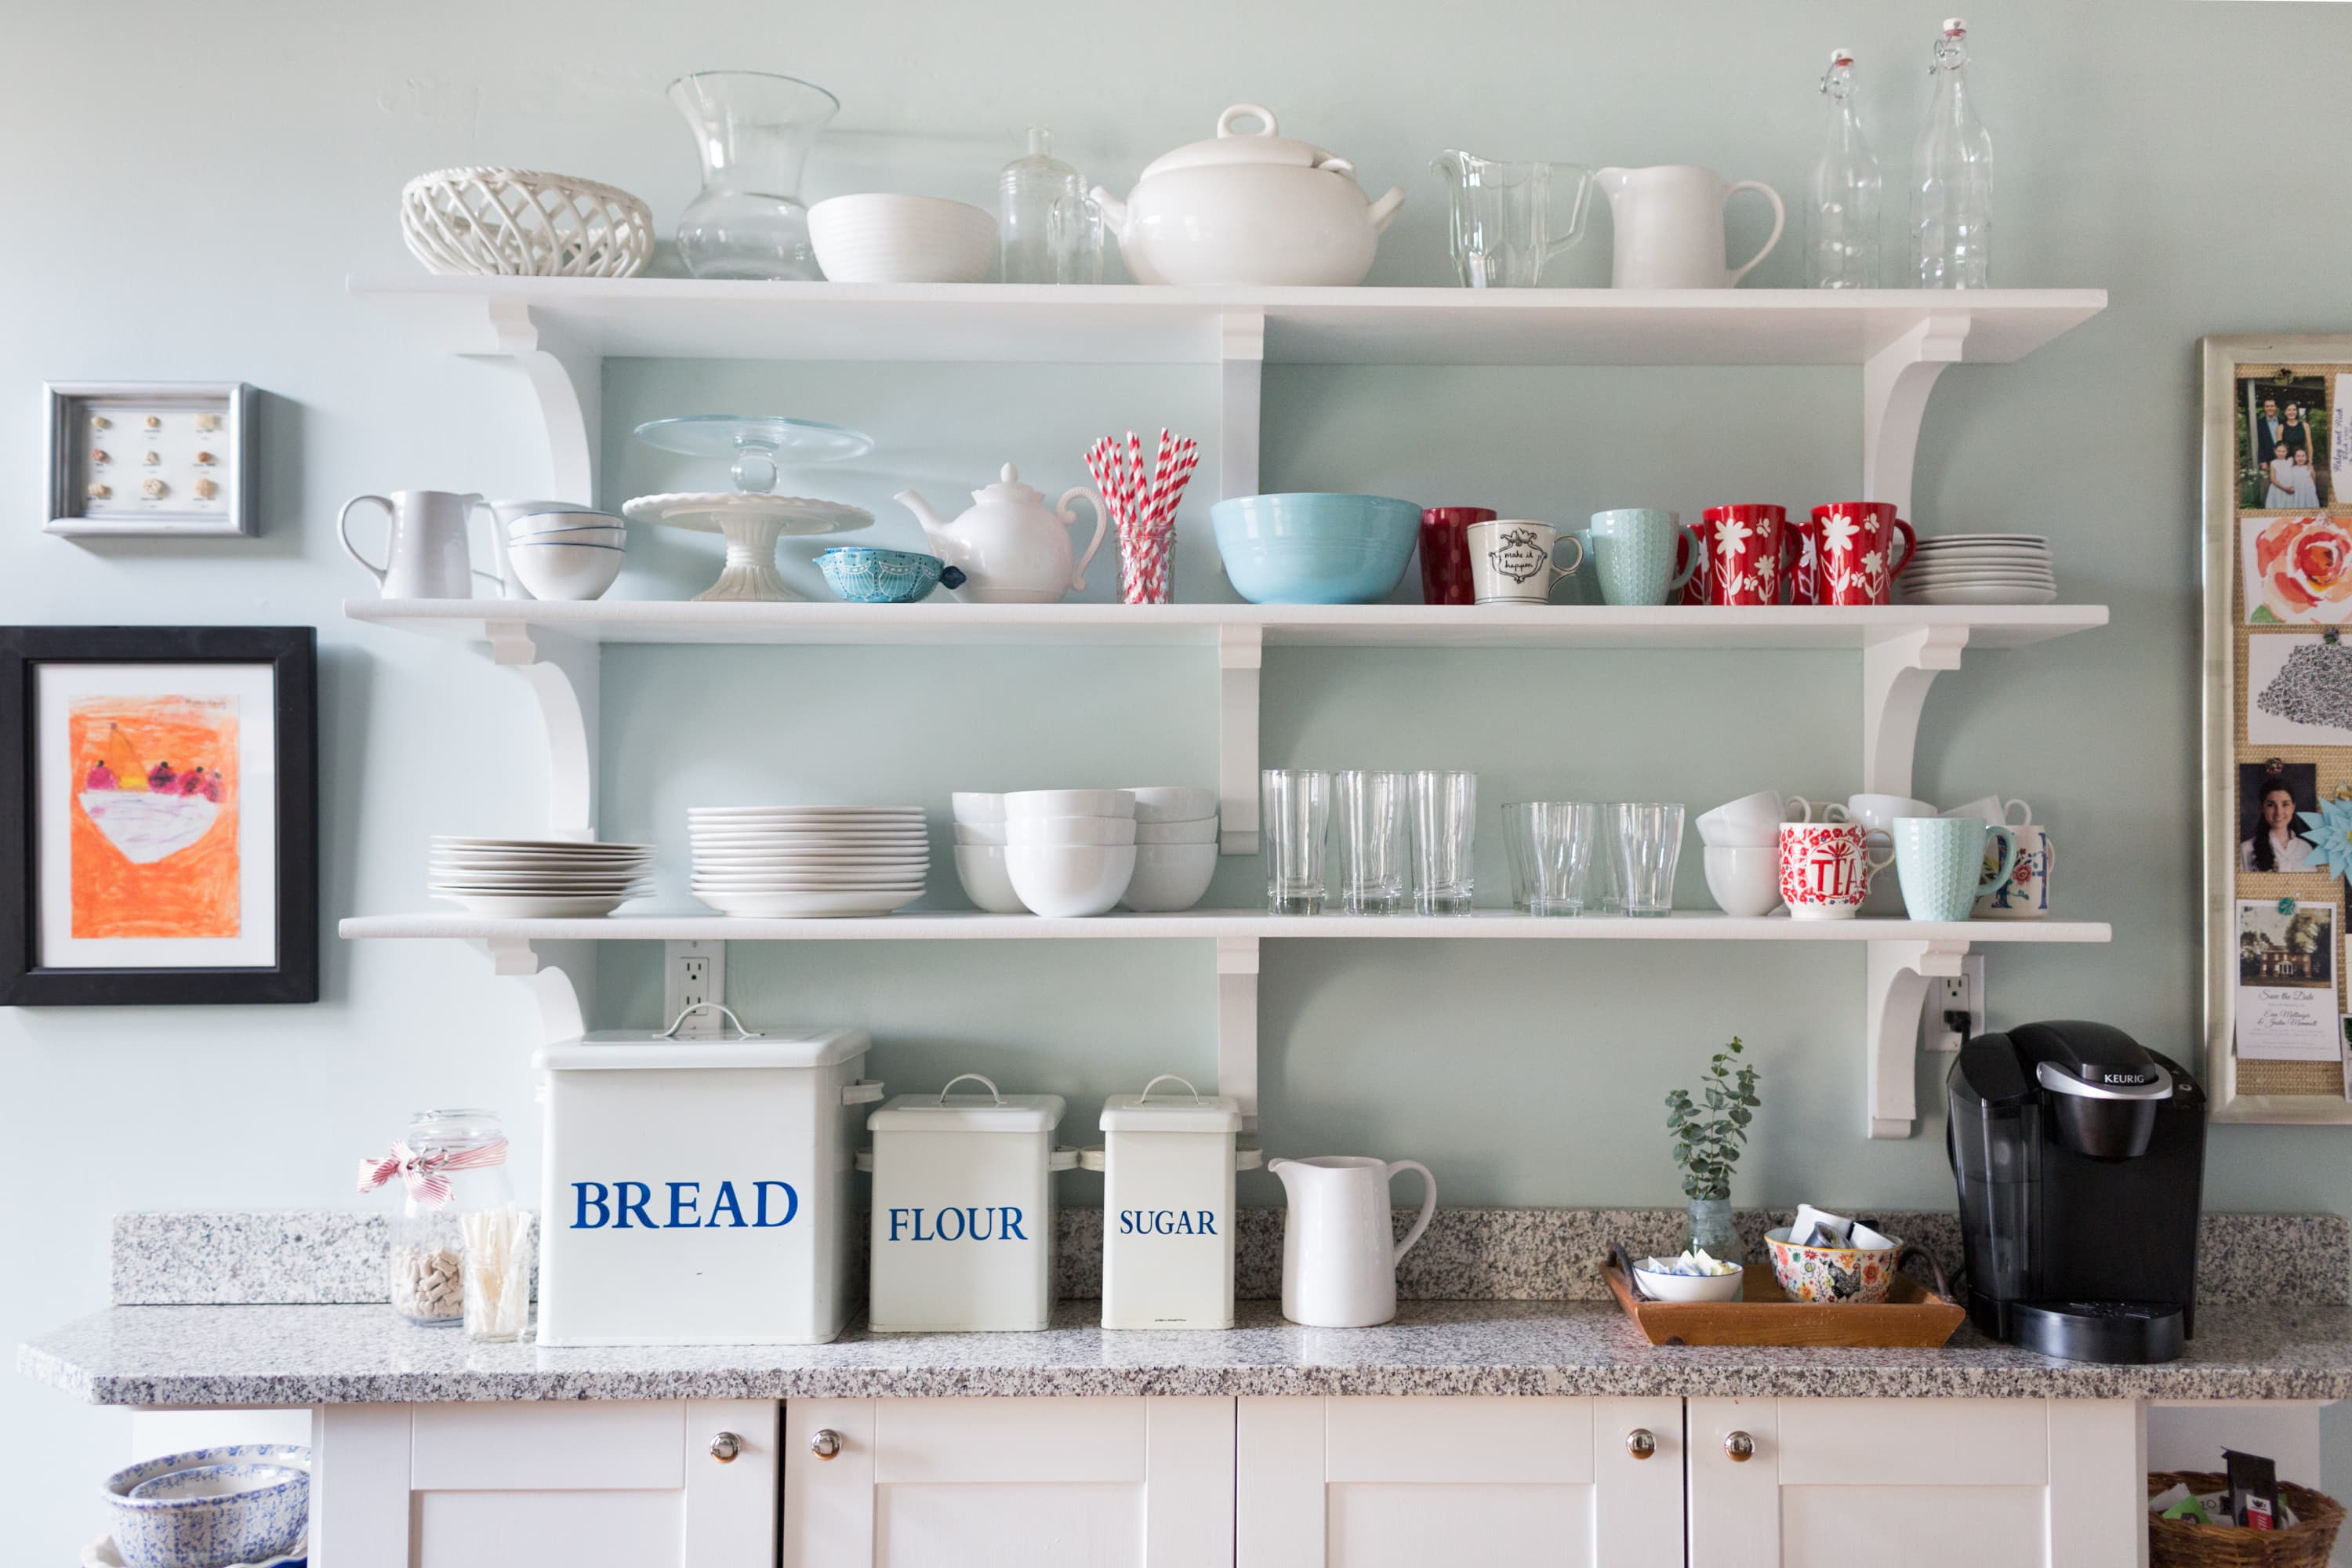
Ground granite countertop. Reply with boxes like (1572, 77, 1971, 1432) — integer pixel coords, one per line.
(25, 1298, 2352, 1406)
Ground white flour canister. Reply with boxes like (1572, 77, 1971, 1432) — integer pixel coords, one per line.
(863, 1073, 1072, 1333)
(1085, 1075, 1258, 1330)
(534, 1018, 878, 1347)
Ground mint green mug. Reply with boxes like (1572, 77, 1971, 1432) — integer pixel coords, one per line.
(1578, 509, 1704, 606)
(1893, 817, 2016, 923)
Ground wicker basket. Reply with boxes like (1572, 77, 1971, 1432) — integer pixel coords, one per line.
(2149, 1471, 2345, 1567)
(400, 167, 653, 279)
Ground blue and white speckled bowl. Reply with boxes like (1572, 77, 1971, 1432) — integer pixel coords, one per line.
(104, 1445, 310, 1568)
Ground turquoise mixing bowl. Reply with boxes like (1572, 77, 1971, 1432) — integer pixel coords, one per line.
(1209, 494, 1422, 604)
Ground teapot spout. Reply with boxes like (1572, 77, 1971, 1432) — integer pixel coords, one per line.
(894, 488, 949, 546)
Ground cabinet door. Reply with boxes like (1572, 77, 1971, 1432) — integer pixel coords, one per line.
(783, 1396, 1235, 1568)
(1686, 1396, 2143, 1568)
(1236, 1396, 1683, 1568)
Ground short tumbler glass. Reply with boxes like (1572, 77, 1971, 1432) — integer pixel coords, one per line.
(1610, 802, 1686, 916)
(1263, 768, 1331, 914)
(1504, 800, 1597, 915)
(1335, 770, 1410, 914)
(1410, 770, 1477, 914)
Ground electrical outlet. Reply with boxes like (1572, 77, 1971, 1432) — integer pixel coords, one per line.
(664, 940, 725, 1036)
(1923, 954, 1987, 1053)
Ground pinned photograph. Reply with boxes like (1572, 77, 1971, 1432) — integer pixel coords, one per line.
(2240, 373, 2332, 510)
(2240, 760, 2322, 875)
(2248, 636, 2352, 745)
(2238, 898, 2334, 985)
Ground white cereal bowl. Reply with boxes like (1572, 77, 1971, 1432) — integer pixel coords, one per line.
(506, 539, 623, 601)
(953, 844, 1029, 913)
(1004, 842, 1136, 918)
(953, 822, 1009, 847)
(1005, 789, 1137, 820)
(950, 791, 1007, 825)
(1119, 842, 1218, 912)
(1005, 815, 1139, 847)
(1125, 786, 1218, 824)
(809, 194, 997, 284)
(105, 1444, 310, 1568)
(1135, 817, 1219, 844)
(1634, 1265, 1745, 1303)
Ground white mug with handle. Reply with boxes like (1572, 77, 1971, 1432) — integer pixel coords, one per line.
(1466, 520, 1586, 604)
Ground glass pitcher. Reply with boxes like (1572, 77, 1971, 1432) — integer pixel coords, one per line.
(1432, 153, 1595, 288)
(668, 71, 840, 280)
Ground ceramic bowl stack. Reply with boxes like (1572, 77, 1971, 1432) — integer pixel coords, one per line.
(429, 837, 654, 916)
(1121, 786, 1220, 912)
(689, 805, 927, 917)
(1002, 789, 1138, 917)
(100, 1443, 310, 1568)
(1896, 533, 2056, 605)
(505, 508, 626, 601)
(949, 793, 1026, 913)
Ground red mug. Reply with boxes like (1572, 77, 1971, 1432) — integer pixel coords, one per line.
(1806, 503, 1916, 606)
(1694, 505, 1789, 606)
(1419, 506, 1496, 605)
(1778, 821, 1893, 920)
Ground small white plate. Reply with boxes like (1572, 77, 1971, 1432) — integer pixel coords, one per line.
(1900, 585, 2059, 605)
(695, 888, 916, 917)
(687, 806, 923, 818)
(429, 892, 636, 916)
(691, 853, 929, 866)
(432, 837, 653, 853)
(691, 877, 927, 891)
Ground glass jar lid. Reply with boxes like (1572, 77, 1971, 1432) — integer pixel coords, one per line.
(405, 1107, 504, 1152)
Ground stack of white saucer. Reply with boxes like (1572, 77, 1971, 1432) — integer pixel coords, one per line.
(688, 806, 927, 918)
(1896, 534, 2056, 605)
(428, 837, 655, 917)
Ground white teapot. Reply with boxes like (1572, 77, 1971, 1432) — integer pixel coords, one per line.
(895, 465, 1108, 604)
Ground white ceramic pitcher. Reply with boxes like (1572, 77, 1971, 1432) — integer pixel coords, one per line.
(1269, 1155, 1436, 1328)
(1594, 165, 1785, 289)
(338, 488, 503, 600)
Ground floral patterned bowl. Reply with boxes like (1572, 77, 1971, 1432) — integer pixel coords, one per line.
(1765, 1224, 1906, 1304)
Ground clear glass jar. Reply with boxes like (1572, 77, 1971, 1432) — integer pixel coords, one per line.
(1685, 1196, 1742, 1263)
(668, 71, 840, 281)
(388, 1109, 514, 1327)
(1000, 126, 1103, 285)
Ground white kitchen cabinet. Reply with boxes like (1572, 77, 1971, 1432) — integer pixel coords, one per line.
(1684, 1396, 2145, 1568)
(782, 1395, 1236, 1567)
(1235, 1396, 1685, 1567)
(311, 1398, 778, 1568)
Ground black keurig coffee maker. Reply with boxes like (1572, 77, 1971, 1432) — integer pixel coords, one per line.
(1946, 1020, 2206, 1363)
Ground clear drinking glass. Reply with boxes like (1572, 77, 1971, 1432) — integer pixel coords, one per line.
(1504, 801, 1597, 915)
(668, 71, 840, 280)
(1431, 153, 1595, 288)
(1410, 771, 1477, 913)
(1611, 802, 1686, 917)
(1000, 126, 1104, 285)
(1592, 803, 1624, 913)
(1335, 771, 1410, 914)
(1263, 769, 1331, 914)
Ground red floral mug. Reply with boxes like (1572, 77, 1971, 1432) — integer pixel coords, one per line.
(1803, 503, 1917, 606)
(1689, 505, 1788, 606)
(1778, 821, 1893, 920)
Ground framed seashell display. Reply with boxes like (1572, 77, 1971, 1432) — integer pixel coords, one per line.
(45, 381, 255, 539)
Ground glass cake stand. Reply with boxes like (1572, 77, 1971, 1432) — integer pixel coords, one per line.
(623, 416, 876, 601)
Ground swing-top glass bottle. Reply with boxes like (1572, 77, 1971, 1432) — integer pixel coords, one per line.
(1806, 49, 1880, 289)
(1911, 16, 1994, 289)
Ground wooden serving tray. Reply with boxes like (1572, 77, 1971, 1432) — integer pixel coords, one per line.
(1602, 1252, 1966, 1348)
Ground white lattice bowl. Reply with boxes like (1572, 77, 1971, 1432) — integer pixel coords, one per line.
(401, 167, 654, 279)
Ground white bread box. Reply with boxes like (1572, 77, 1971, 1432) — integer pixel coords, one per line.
(1086, 1075, 1257, 1330)
(533, 1024, 878, 1347)
(863, 1073, 1072, 1333)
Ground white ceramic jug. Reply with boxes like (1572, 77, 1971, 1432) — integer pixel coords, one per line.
(1268, 1155, 1436, 1328)
(338, 488, 504, 600)
(1594, 165, 1785, 289)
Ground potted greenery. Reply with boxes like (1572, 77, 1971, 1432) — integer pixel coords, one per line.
(1664, 1036, 1762, 1261)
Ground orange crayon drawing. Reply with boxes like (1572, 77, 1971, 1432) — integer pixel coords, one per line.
(68, 695, 239, 939)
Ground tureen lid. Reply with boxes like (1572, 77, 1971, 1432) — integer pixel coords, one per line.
(1138, 103, 1354, 180)
(973, 463, 1044, 505)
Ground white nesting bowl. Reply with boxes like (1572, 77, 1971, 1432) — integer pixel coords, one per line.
(1135, 817, 1218, 844)
(1005, 789, 1136, 820)
(1634, 1265, 1745, 1303)
(1119, 842, 1218, 912)
(809, 194, 997, 284)
(105, 1444, 310, 1568)
(953, 844, 1029, 913)
(1006, 815, 1138, 847)
(950, 791, 1007, 825)
(507, 509, 624, 539)
(1005, 843, 1135, 917)
(953, 822, 1009, 848)
(1125, 786, 1218, 824)
(507, 539, 623, 601)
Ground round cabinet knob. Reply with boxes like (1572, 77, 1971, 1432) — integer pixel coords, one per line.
(1626, 1428, 1657, 1460)
(809, 1428, 843, 1461)
(1725, 1431, 1756, 1462)
(708, 1432, 741, 1463)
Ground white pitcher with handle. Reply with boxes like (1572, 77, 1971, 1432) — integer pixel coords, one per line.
(1269, 1155, 1436, 1328)
(338, 488, 505, 599)
(1594, 165, 1785, 289)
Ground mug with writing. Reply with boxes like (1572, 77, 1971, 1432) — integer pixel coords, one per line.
(1466, 519, 1585, 604)
(1693, 505, 1788, 606)
(1974, 822, 2053, 919)
(1806, 503, 1916, 606)
(1778, 820, 1892, 920)
(1418, 506, 1496, 605)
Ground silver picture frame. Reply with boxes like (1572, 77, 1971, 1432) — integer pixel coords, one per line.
(44, 380, 256, 539)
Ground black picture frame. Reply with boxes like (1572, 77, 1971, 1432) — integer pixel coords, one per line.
(0, 626, 318, 1005)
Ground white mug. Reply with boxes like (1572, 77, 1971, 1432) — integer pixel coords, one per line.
(1697, 789, 1844, 848)
(1847, 793, 1937, 844)
(1943, 796, 2034, 829)
(1466, 520, 1585, 604)
(1704, 844, 1784, 916)
(1975, 823, 2053, 918)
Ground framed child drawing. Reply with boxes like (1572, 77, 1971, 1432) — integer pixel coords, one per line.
(0, 627, 317, 1004)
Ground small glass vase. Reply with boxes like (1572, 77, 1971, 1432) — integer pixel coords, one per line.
(668, 71, 839, 280)
(1685, 1196, 1741, 1262)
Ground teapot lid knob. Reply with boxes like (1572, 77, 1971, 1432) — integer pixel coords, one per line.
(1000, 463, 1018, 482)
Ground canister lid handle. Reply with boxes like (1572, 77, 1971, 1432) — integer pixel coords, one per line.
(854, 1148, 873, 1172)
(1138, 1073, 1203, 1104)
(938, 1073, 1004, 1105)
(1048, 1146, 1081, 1171)
(657, 1002, 763, 1040)
(1235, 1145, 1265, 1170)
(1077, 1145, 1108, 1171)
(842, 1080, 885, 1105)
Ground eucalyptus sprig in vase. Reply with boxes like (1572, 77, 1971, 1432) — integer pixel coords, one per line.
(1665, 1036, 1761, 1262)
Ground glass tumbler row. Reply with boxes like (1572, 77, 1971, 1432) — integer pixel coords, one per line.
(1263, 770, 1476, 914)
(1502, 800, 1686, 916)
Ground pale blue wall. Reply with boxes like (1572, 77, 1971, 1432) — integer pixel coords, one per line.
(8, 0, 2352, 1556)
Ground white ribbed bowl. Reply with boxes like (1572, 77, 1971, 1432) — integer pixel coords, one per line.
(809, 194, 996, 283)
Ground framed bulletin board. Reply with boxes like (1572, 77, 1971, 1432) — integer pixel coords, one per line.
(2203, 336, 2352, 1121)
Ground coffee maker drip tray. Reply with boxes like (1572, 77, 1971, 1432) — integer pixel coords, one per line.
(2006, 1300, 2186, 1364)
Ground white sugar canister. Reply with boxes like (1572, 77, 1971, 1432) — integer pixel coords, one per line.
(863, 1073, 1072, 1333)
(1086, 1075, 1257, 1330)
(533, 1022, 879, 1347)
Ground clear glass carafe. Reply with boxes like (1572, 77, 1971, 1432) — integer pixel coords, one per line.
(380, 1109, 515, 1327)
(1000, 127, 1102, 285)
(668, 71, 840, 280)
(1431, 152, 1594, 288)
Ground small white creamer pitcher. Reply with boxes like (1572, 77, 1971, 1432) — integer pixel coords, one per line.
(1595, 165, 1785, 289)
(339, 488, 504, 600)
(1269, 1155, 1436, 1328)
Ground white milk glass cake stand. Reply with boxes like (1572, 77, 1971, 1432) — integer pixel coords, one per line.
(623, 416, 876, 601)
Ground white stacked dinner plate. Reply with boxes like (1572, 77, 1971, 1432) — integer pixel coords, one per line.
(688, 806, 928, 918)
(1896, 533, 2057, 605)
(428, 837, 655, 917)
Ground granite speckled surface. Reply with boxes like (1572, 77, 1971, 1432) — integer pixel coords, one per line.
(24, 1298, 2352, 1406)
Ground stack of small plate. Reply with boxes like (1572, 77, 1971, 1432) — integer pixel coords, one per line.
(689, 806, 928, 918)
(428, 837, 654, 917)
(1896, 534, 2056, 605)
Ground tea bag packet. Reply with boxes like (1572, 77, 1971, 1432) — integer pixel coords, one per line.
(1791, 1203, 1855, 1247)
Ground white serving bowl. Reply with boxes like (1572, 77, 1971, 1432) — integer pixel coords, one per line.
(950, 791, 1007, 824)
(1005, 789, 1136, 820)
(1124, 786, 1218, 824)
(1005, 843, 1135, 918)
(506, 538, 623, 601)
(1119, 842, 1218, 912)
(105, 1445, 310, 1568)
(507, 508, 625, 536)
(1005, 815, 1138, 847)
(1633, 1265, 1745, 1303)
(809, 194, 997, 284)
(1135, 817, 1218, 844)
(1703, 846, 1784, 917)
(953, 844, 1029, 913)
(953, 822, 1009, 847)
